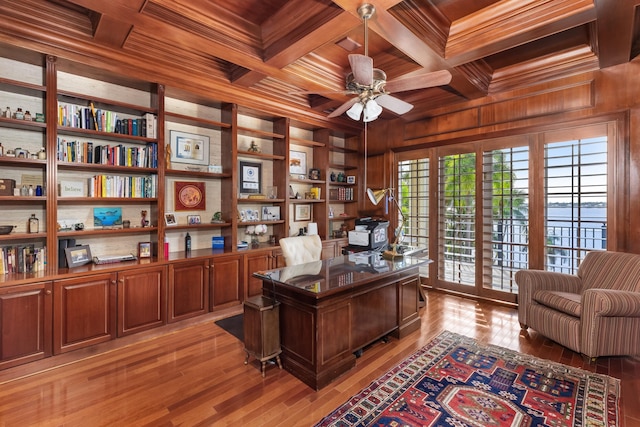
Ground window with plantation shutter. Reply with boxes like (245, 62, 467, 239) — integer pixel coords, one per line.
(481, 146, 529, 293)
(544, 135, 607, 274)
(398, 158, 429, 276)
(438, 152, 476, 287)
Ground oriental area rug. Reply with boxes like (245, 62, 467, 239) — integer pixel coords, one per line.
(315, 331, 620, 427)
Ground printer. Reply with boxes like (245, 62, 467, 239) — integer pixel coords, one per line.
(348, 217, 389, 250)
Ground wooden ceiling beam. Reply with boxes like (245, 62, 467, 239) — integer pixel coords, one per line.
(593, 0, 640, 68)
(233, 3, 358, 88)
(61, 0, 346, 98)
(446, 0, 597, 66)
(91, 13, 132, 48)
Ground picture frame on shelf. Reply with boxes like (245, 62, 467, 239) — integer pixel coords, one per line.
(187, 215, 201, 225)
(175, 181, 206, 211)
(170, 130, 210, 166)
(65, 245, 92, 268)
(347, 175, 356, 184)
(138, 242, 151, 258)
(295, 204, 311, 221)
(262, 206, 281, 221)
(308, 168, 321, 180)
(93, 207, 123, 227)
(164, 212, 177, 226)
(239, 161, 262, 194)
(289, 150, 307, 175)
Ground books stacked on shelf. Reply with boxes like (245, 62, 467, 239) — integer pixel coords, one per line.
(329, 187, 354, 201)
(88, 174, 157, 198)
(0, 245, 46, 274)
(57, 138, 157, 168)
(57, 102, 157, 138)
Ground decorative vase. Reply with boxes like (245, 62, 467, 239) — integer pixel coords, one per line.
(251, 235, 260, 248)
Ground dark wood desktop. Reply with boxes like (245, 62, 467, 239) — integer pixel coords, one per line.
(254, 253, 430, 390)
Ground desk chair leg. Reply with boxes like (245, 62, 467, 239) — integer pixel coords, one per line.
(276, 355, 282, 370)
(244, 352, 250, 365)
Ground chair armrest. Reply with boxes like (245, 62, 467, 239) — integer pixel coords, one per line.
(583, 289, 640, 317)
(515, 270, 583, 295)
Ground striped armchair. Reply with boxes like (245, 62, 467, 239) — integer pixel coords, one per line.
(516, 251, 640, 359)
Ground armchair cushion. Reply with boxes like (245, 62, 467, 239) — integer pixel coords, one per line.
(532, 291, 582, 317)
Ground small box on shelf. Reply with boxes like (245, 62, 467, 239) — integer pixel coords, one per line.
(212, 236, 224, 249)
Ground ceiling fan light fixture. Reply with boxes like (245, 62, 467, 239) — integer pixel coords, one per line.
(363, 99, 382, 122)
(346, 101, 363, 120)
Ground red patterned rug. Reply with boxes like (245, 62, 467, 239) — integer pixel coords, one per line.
(315, 331, 620, 427)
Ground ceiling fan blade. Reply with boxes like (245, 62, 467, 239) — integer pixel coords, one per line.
(328, 97, 359, 118)
(384, 69, 452, 93)
(375, 94, 414, 115)
(288, 89, 354, 95)
(348, 54, 373, 86)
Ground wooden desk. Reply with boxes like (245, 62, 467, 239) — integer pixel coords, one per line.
(254, 253, 430, 390)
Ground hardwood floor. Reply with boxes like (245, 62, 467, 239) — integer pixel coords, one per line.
(0, 289, 638, 426)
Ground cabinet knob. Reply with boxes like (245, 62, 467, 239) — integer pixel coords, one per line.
(205, 264, 211, 269)
(45, 289, 51, 295)
(111, 280, 117, 285)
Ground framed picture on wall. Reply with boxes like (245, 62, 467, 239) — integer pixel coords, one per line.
(289, 150, 307, 175)
(240, 161, 262, 194)
(175, 181, 206, 211)
(170, 130, 210, 166)
(295, 204, 311, 221)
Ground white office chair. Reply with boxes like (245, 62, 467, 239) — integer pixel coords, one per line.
(278, 235, 322, 266)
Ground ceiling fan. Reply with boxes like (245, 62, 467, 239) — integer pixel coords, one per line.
(324, 4, 452, 122)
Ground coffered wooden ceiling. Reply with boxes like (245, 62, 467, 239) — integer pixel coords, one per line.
(1, 0, 639, 125)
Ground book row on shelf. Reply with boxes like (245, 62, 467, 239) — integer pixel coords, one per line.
(57, 138, 158, 168)
(85, 174, 158, 198)
(0, 245, 46, 274)
(57, 102, 157, 138)
(329, 187, 355, 201)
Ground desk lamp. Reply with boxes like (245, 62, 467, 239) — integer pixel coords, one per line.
(367, 187, 406, 259)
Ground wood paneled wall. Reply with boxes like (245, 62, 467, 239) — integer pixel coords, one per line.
(366, 58, 640, 253)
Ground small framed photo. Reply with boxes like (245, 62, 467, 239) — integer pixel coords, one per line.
(347, 175, 356, 184)
(295, 204, 311, 221)
(138, 242, 151, 258)
(309, 168, 321, 180)
(170, 130, 210, 166)
(65, 245, 92, 268)
(262, 206, 281, 221)
(187, 215, 201, 225)
(164, 212, 177, 226)
(289, 150, 307, 175)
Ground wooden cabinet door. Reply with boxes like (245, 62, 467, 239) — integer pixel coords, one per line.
(245, 250, 275, 298)
(168, 258, 209, 323)
(0, 281, 52, 369)
(54, 273, 116, 354)
(397, 275, 421, 338)
(117, 265, 167, 337)
(321, 240, 337, 259)
(272, 248, 286, 268)
(210, 254, 242, 310)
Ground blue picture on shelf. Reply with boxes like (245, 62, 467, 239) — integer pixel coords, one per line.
(94, 207, 123, 227)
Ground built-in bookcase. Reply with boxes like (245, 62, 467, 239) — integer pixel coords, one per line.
(0, 43, 360, 283)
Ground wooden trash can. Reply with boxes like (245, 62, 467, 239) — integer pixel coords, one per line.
(243, 295, 282, 377)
